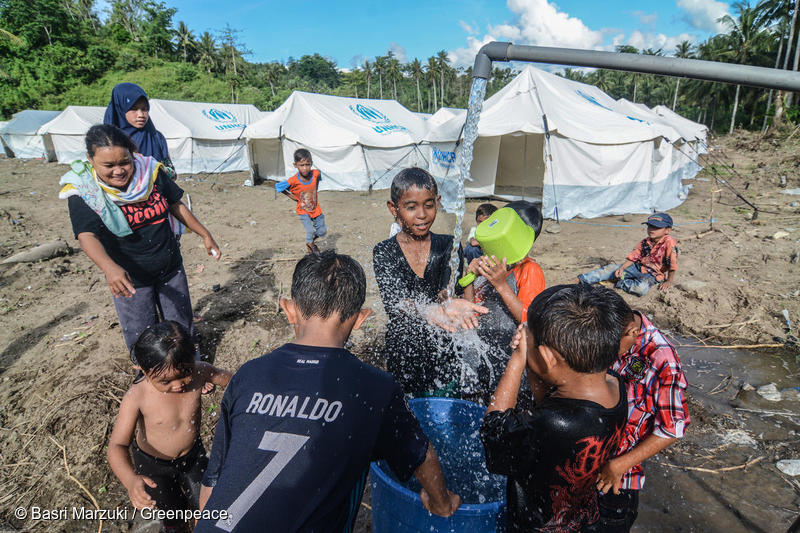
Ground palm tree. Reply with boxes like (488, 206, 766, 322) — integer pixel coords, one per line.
(760, 1, 791, 129)
(408, 59, 424, 111)
(364, 60, 373, 98)
(174, 21, 195, 62)
(616, 45, 640, 101)
(386, 53, 401, 100)
(262, 62, 282, 97)
(436, 50, 449, 104)
(197, 32, 217, 74)
(374, 56, 386, 99)
(672, 41, 694, 110)
(426, 57, 438, 110)
(719, 1, 774, 133)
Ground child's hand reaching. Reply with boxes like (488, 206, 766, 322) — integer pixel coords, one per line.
(475, 255, 508, 288)
(420, 487, 461, 517)
(509, 323, 528, 366)
(126, 475, 157, 509)
(426, 298, 488, 332)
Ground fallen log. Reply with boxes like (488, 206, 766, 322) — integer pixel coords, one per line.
(1, 240, 72, 264)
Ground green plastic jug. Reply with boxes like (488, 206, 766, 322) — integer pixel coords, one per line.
(458, 207, 537, 287)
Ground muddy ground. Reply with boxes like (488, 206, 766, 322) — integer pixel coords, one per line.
(0, 130, 798, 532)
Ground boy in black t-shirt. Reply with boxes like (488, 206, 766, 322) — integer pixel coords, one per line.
(481, 284, 628, 532)
(196, 251, 461, 532)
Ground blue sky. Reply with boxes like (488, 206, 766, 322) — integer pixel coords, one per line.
(158, 0, 736, 67)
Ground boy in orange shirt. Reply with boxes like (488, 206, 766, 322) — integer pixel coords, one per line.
(464, 200, 546, 402)
(276, 148, 326, 253)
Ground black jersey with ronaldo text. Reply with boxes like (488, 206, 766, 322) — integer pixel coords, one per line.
(195, 343, 429, 533)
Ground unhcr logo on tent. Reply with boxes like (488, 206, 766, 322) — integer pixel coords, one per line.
(576, 90, 613, 112)
(432, 147, 456, 169)
(202, 108, 245, 131)
(349, 104, 408, 135)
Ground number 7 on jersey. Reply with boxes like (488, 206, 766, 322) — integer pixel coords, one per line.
(216, 431, 310, 531)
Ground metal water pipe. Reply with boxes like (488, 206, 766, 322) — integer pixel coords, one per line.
(473, 42, 800, 91)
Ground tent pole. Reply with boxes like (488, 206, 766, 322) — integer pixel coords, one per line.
(530, 79, 559, 222)
(522, 133, 527, 200)
(361, 144, 373, 193)
(276, 126, 284, 199)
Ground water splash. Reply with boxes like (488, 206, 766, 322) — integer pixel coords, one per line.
(448, 77, 488, 297)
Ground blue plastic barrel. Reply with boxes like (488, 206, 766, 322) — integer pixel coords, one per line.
(370, 397, 506, 533)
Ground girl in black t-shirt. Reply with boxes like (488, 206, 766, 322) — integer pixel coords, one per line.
(60, 124, 221, 361)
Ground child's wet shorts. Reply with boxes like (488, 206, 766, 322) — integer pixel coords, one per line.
(131, 439, 208, 527)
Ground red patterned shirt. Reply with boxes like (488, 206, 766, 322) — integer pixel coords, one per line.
(626, 235, 678, 282)
(610, 312, 690, 490)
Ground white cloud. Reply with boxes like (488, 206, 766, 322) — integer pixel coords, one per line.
(459, 20, 477, 35)
(448, 0, 703, 68)
(676, 0, 730, 33)
(626, 31, 696, 54)
(631, 10, 658, 28)
(448, 0, 603, 66)
(388, 42, 408, 63)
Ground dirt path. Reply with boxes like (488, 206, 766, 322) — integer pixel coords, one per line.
(0, 130, 798, 531)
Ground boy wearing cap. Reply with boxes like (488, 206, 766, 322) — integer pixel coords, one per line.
(576, 213, 678, 296)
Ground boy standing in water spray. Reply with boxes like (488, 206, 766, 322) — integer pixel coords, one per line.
(595, 293, 689, 532)
(196, 251, 461, 532)
(481, 284, 628, 533)
(373, 167, 487, 398)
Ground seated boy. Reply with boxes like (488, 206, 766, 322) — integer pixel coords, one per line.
(465, 201, 545, 401)
(464, 202, 498, 263)
(195, 251, 461, 532)
(576, 213, 678, 296)
(481, 284, 628, 532)
(595, 293, 690, 532)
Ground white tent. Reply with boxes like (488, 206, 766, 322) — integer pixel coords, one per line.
(652, 105, 709, 145)
(1, 110, 61, 159)
(613, 99, 703, 182)
(39, 106, 105, 164)
(0, 121, 11, 157)
(426, 66, 694, 219)
(148, 99, 264, 173)
(428, 107, 466, 129)
(246, 91, 429, 191)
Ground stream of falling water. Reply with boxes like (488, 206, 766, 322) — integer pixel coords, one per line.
(448, 77, 488, 296)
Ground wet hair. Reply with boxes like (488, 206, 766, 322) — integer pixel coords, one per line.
(527, 284, 624, 373)
(390, 167, 438, 204)
(604, 288, 636, 328)
(506, 200, 543, 239)
(294, 148, 312, 163)
(291, 250, 366, 322)
(132, 321, 195, 377)
(85, 124, 138, 158)
(475, 203, 498, 220)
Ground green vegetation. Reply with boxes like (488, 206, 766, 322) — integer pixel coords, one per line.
(1, 0, 799, 134)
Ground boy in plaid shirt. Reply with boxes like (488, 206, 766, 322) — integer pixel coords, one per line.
(594, 293, 690, 532)
(576, 212, 678, 296)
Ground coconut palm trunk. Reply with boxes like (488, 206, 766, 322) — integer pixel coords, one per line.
(672, 79, 680, 110)
(730, 84, 741, 134)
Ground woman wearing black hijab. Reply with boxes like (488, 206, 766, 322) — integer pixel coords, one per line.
(104, 83, 173, 169)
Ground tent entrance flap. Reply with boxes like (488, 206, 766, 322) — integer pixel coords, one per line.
(493, 133, 545, 200)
